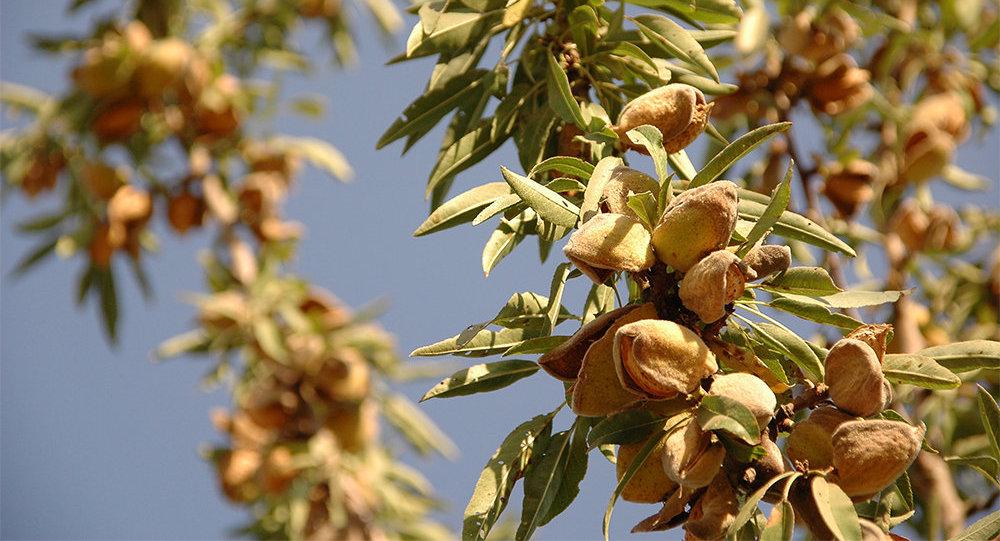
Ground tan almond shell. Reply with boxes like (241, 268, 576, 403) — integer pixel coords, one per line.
(617, 433, 679, 503)
(571, 303, 658, 417)
(684, 473, 738, 540)
(563, 212, 656, 285)
(707, 373, 777, 432)
(616, 84, 710, 154)
(661, 419, 726, 489)
(824, 338, 888, 417)
(613, 319, 718, 399)
(679, 250, 754, 323)
(742, 245, 791, 279)
(785, 405, 857, 470)
(539, 304, 639, 381)
(829, 419, 925, 499)
(603, 167, 660, 220)
(651, 181, 739, 272)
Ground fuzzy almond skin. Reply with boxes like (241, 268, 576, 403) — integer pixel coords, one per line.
(613, 319, 717, 399)
(539, 304, 639, 381)
(617, 434, 678, 503)
(684, 473, 738, 540)
(563, 213, 656, 285)
(829, 419, 925, 499)
(661, 419, 726, 489)
(616, 84, 712, 154)
(603, 167, 660, 220)
(845, 323, 892, 364)
(651, 182, 738, 272)
(571, 304, 658, 417)
(742, 245, 791, 279)
(707, 373, 776, 432)
(679, 250, 755, 323)
(786, 405, 856, 470)
(824, 338, 888, 417)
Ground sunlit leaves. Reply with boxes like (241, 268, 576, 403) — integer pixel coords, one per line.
(501, 167, 580, 228)
(691, 122, 791, 188)
(881, 354, 961, 389)
(421, 360, 540, 401)
(413, 182, 511, 236)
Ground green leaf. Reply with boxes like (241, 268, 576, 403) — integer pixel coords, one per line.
(543, 264, 572, 336)
(691, 123, 791, 187)
(421, 360, 540, 401)
(383, 393, 459, 458)
(428, 117, 508, 199)
(12, 238, 58, 276)
(155, 330, 210, 360)
(730, 471, 800, 534)
(811, 476, 862, 541)
(580, 156, 624, 222)
(820, 290, 904, 308)
(406, 9, 502, 59)
(96, 268, 119, 344)
(411, 326, 539, 357)
(474, 194, 522, 225)
(545, 53, 587, 129)
(950, 508, 1000, 541)
(881, 354, 962, 390)
(918, 340, 1000, 373)
(529, 156, 595, 179)
(16, 211, 66, 233)
(944, 456, 1000, 489)
(541, 420, 589, 525)
(977, 384, 1000, 460)
(603, 428, 670, 541)
(697, 394, 760, 444)
(737, 191, 856, 256)
(632, 14, 719, 81)
(667, 149, 697, 181)
(760, 500, 794, 541)
(414, 182, 510, 236)
(501, 167, 580, 228)
(517, 428, 573, 540)
(767, 297, 863, 330)
(586, 410, 660, 448)
(379, 69, 492, 149)
(253, 318, 287, 363)
(750, 321, 823, 382)
(493, 291, 573, 328)
(625, 125, 669, 183)
(482, 214, 525, 276)
(503, 335, 570, 356)
(463, 412, 556, 541)
(763, 267, 842, 296)
(277, 136, 352, 181)
(626, 0, 741, 24)
(738, 160, 792, 257)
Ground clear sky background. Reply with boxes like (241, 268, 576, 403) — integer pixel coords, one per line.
(1, 2, 998, 540)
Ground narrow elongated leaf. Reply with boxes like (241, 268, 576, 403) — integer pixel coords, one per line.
(504, 335, 570, 356)
(474, 194, 522, 225)
(760, 501, 794, 541)
(945, 456, 1000, 489)
(383, 393, 459, 458)
(737, 193, 856, 256)
(412, 326, 538, 357)
(379, 69, 491, 149)
(155, 330, 210, 360)
(882, 354, 961, 390)
(691, 123, 791, 187)
(750, 321, 823, 382)
(543, 264, 572, 335)
(738, 160, 792, 256)
(546, 53, 586, 128)
(625, 0, 741, 24)
(96, 268, 118, 344)
(811, 477, 862, 541)
(464, 412, 556, 541)
(406, 9, 502, 59)
(632, 15, 719, 81)
(414, 182, 510, 236)
(820, 290, 904, 308)
(541, 421, 589, 525)
(919, 340, 1000, 373)
(767, 297, 863, 330)
(580, 156, 624, 222)
(763, 267, 842, 296)
(517, 429, 572, 540)
(502, 167, 580, 227)
(730, 471, 800, 533)
(12, 238, 58, 276)
(421, 360, 540, 401)
(626, 125, 669, 183)
(587, 410, 660, 448)
(530, 156, 595, 179)
(667, 150, 697, 181)
(482, 216, 523, 276)
(697, 394, 760, 444)
(950, 508, 1000, 541)
(603, 428, 670, 541)
(977, 385, 1000, 460)
(429, 117, 509, 199)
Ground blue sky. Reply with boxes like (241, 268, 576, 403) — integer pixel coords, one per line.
(2, 2, 998, 540)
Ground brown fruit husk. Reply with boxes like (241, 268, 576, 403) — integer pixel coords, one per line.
(662, 419, 726, 489)
(616, 84, 712, 154)
(617, 433, 678, 503)
(613, 319, 718, 400)
(808, 54, 873, 116)
(300, 290, 353, 331)
(262, 446, 296, 495)
(923, 205, 965, 252)
(707, 373, 776, 431)
(563, 212, 656, 284)
(778, 8, 859, 65)
(785, 405, 856, 470)
(750, 437, 789, 500)
(845, 324, 892, 364)
(652, 181, 739, 272)
(82, 161, 127, 201)
(890, 200, 930, 252)
(679, 250, 755, 323)
(824, 338, 889, 417)
(136, 38, 192, 98)
(684, 473, 738, 540)
(167, 190, 205, 234)
(107, 185, 152, 249)
(539, 304, 639, 380)
(829, 419, 924, 499)
(602, 166, 659, 221)
(571, 304, 658, 416)
(787, 475, 839, 540)
(899, 123, 955, 184)
(908, 92, 969, 142)
(89, 223, 115, 268)
(318, 348, 371, 403)
(821, 159, 877, 218)
(742, 245, 791, 280)
(219, 447, 263, 502)
(194, 74, 242, 137)
(20, 150, 65, 198)
(72, 45, 132, 99)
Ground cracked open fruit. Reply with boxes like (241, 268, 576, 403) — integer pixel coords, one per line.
(615, 84, 712, 154)
(679, 250, 755, 323)
(613, 319, 717, 400)
(651, 181, 738, 272)
(564, 212, 656, 284)
(617, 433, 678, 503)
(662, 418, 726, 489)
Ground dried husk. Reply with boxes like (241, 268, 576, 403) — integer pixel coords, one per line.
(707, 373, 776, 431)
(613, 319, 717, 399)
(845, 324, 892, 364)
(325, 399, 379, 453)
(616, 84, 712, 154)
(539, 304, 639, 381)
(890, 200, 930, 252)
(684, 473, 738, 540)
(908, 91, 969, 141)
(571, 304, 658, 416)
(824, 338, 888, 417)
(652, 182, 739, 272)
(617, 433, 678, 503)
(83, 161, 127, 201)
(829, 419, 924, 499)
(808, 54, 873, 116)
(602, 166, 659, 221)
(742, 245, 791, 279)
(679, 250, 755, 323)
(564, 212, 656, 284)
(900, 123, 955, 184)
(167, 190, 205, 234)
(924, 205, 965, 252)
(662, 419, 726, 489)
(821, 159, 877, 217)
(786, 405, 856, 470)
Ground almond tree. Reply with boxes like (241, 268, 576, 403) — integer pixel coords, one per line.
(386, 0, 999, 539)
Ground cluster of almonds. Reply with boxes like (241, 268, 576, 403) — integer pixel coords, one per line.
(202, 288, 390, 539)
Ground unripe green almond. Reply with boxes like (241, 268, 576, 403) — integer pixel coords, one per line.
(684, 473, 738, 540)
(539, 304, 638, 381)
(662, 419, 726, 489)
(742, 245, 791, 279)
(651, 182, 738, 272)
(617, 433, 678, 503)
(571, 304, 658, 417)
(679, 250, 755, 323)
(829, 419, 924, 499)
(707, 373, 776, 432)
(825, 338, 888, 417)
(786, 405, 856, 470)
(564, 213, 656, 285)
(603, 166, 659, 220)
(613, 319, 717, 400)
(617, 84, 712, 154)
